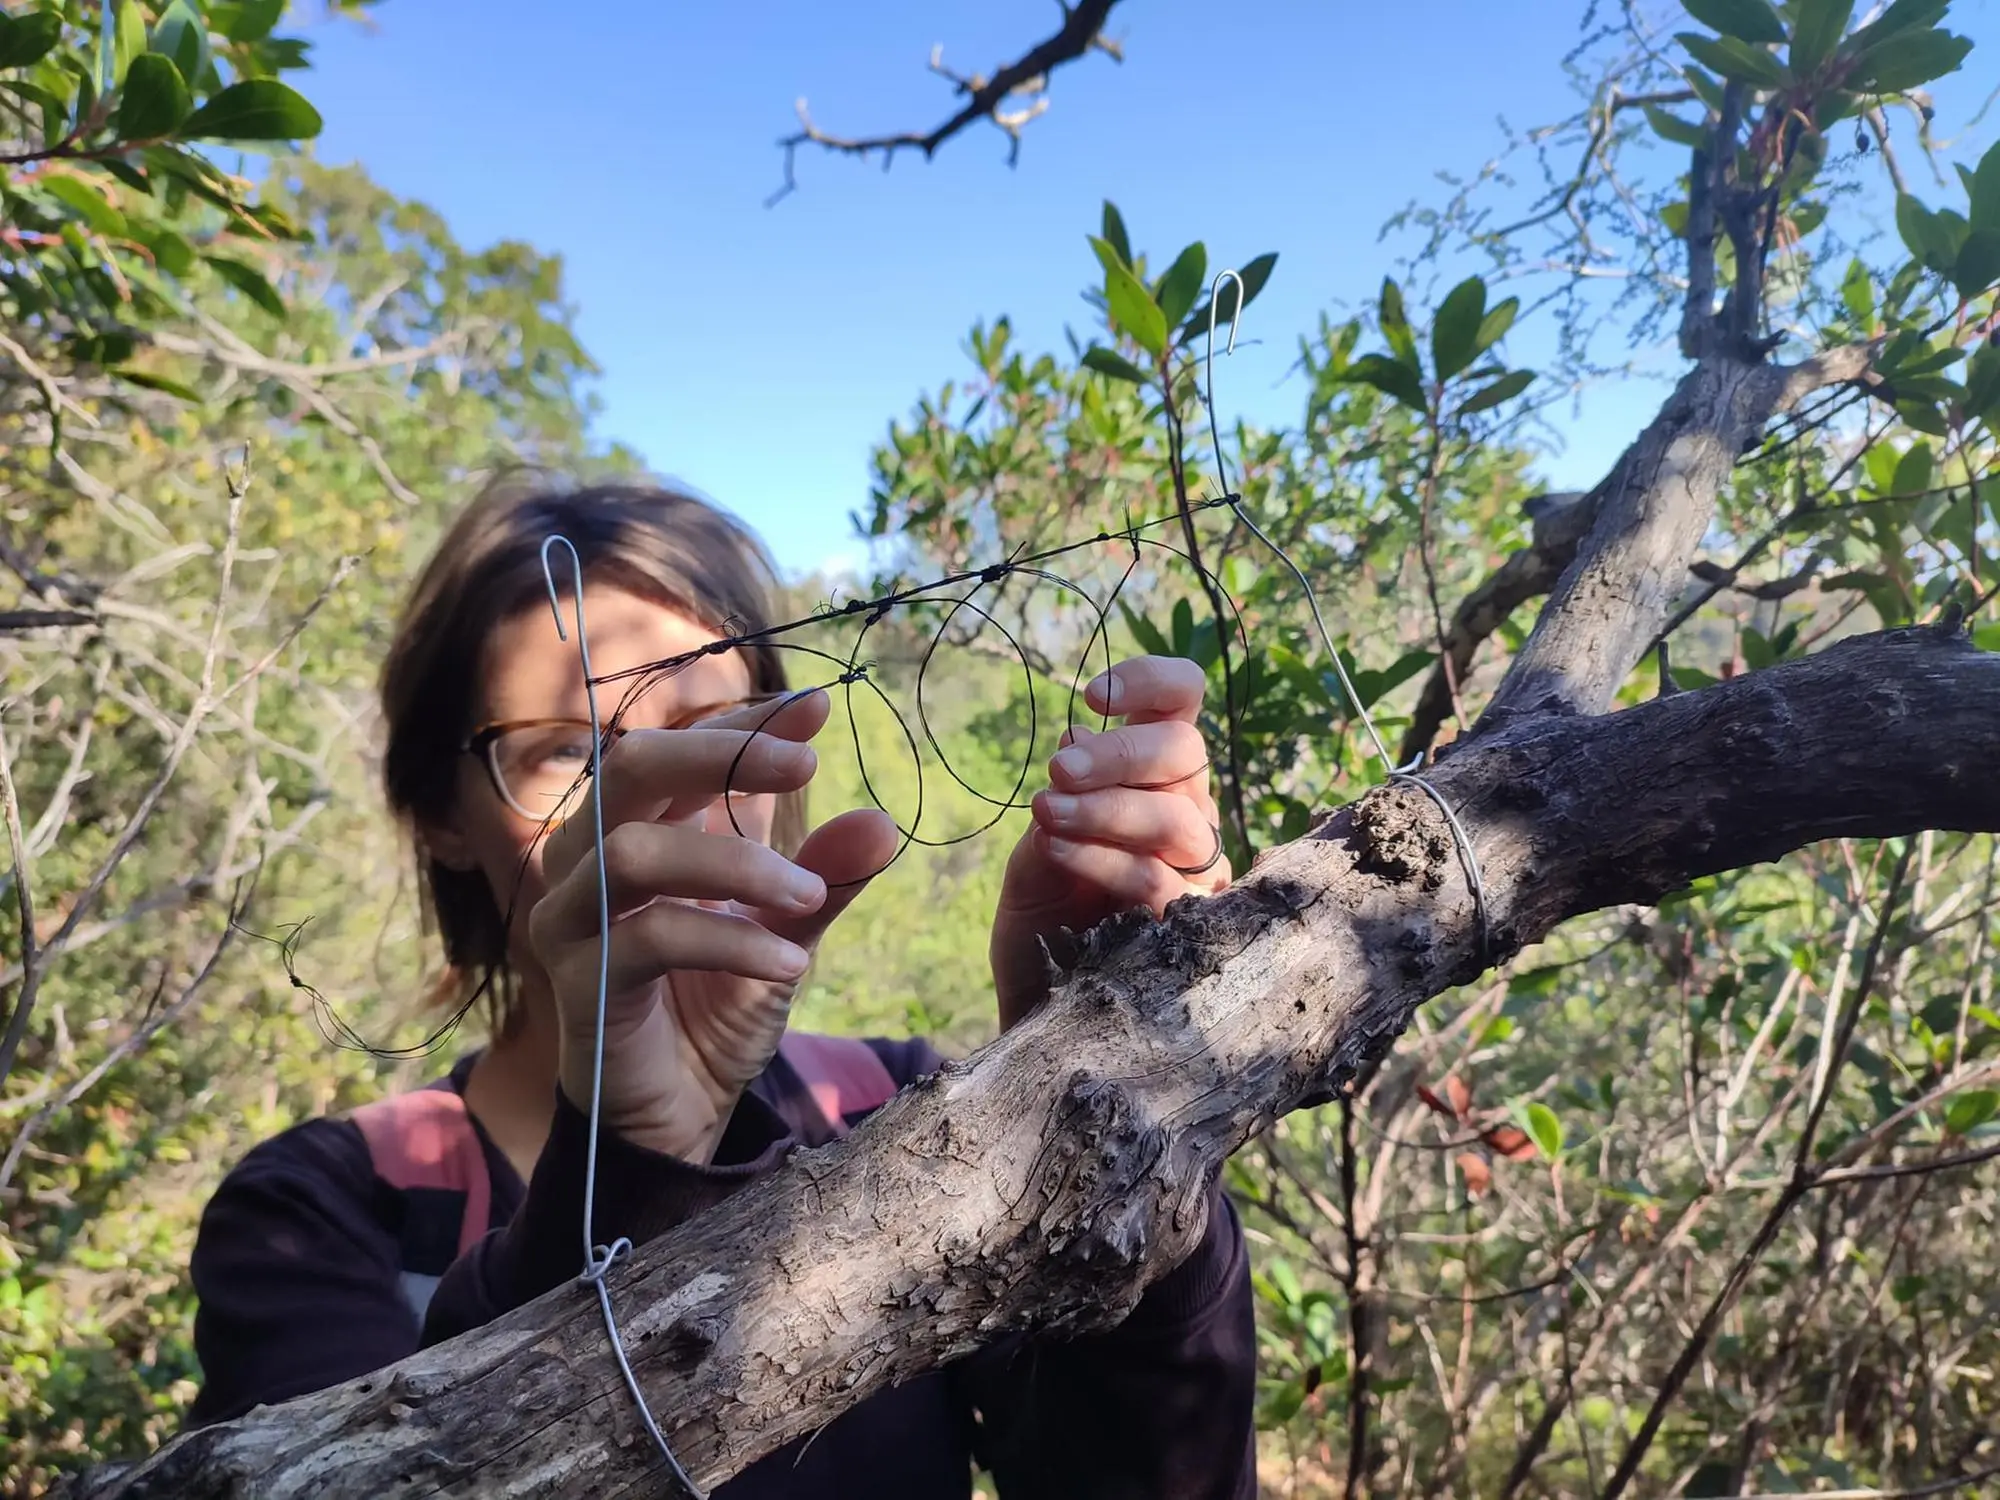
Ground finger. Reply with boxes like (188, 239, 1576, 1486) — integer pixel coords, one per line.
(761, 808, 901, 951)
(544, 710, 826, 879)
(1048, 719, 1209, 797)
(535, 821, 825, 946)
(1035, 831, 1191, 916)
(1032, 785, 1220, 871)
(559, 901, 810, 994)
(1083, 656, 1206, 726)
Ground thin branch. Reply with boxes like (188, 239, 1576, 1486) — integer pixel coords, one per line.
(0, 715, 39, 1087)
(768, 0, 1125, 204)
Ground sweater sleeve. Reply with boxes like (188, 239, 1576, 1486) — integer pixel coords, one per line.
(186, 1118, 419, 1427)
(878, 1038, 1260, 1500)
(420, 1085, 795, 1345)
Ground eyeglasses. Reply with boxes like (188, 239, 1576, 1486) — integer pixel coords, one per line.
(463, 692, 789, 821)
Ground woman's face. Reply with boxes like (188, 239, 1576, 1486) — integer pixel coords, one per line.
(423, 583, 775, 981)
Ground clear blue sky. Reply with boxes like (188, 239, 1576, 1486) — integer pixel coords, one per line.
(293, 1, 1998, 577)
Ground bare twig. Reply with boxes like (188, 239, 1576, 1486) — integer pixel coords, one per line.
(0, 716, 39, 1087)
(769, 0, 1125, 204)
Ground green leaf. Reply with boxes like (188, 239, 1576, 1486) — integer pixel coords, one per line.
(1154, 241, 1207, 329)
(1117, 601, 1171, 659)
(1953, 230, 2000, 301)
(1682, 0, 1786, 45)
(1080, 345, 1151, 386)
(0, 9, 62, 70)
(1964, 344, 2000, 423)
(1457, 367, 1536, 416)
(110, 366, 202, 401)
(213, 0, 287, 43)
(206, 254, 284, 315)
(1945, 1090, 1998, 1135)
(39, 175, 127, 237)
(1379, 277, 1418, 368)
(113, 0, 147, 85)
(1677, 32, 1788, 87)
(149, 0, 209, 91)
(1526, 1102, 1565, 1158)
(1684, 62, 1727, 113)
(1473, 297, 1519, 360)
(1646, 104, 1711, 150)
(1839, 257, 1875, 330)
(1891, 441, 1933, 497)
(1431, 276, 1488, 381)
(181, 78, 323, 141)
(1100, 201, 1132, 268)
(113, 53, 191, 141)
(1179, 251, 1277, 344)
(1891, 1273, 1928, 1304)
(1850, 28, 1974, 93)
(1848, 0, 1950, 54)
(135, 225, 194, 276)
(1895, 193, 1956, 272)
(1341, 353, 1426, 411)
(1790, 0, 1854, 77)
(1103, 261, 1167, 357)
(1086, 233, 1125, 281)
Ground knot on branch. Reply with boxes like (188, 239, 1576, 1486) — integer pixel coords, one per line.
(1351, 788, 1453, 892)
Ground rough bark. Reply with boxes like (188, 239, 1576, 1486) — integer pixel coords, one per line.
(1399, 490, 1596, 763)
(94, 624, 2000, 1499)
(1476, 346, 1871, 731)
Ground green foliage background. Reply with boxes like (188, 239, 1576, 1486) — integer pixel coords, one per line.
(3, 1, 2000, 1496)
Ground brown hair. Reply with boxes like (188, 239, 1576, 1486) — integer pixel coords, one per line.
(380, 473, 800, 1031)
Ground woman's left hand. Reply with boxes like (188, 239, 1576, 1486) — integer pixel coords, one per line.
(990, 655, 1232, 1031)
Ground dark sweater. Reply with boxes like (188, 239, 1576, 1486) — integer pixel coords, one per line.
(186, 1037, 1259, 1498)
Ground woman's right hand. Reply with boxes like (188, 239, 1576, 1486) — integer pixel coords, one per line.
(529, 689, 895, 1163)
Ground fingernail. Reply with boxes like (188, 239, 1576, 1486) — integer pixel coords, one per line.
(775, 742, 815, 774)
(1042, 792, 1079, 827)
(777, 940, 811, 976)
(1052, 745, 1093, 783)
(1043, 835, 1078, 861)
(786, 867, 826, 909)
(1088, 671, 1123, 710)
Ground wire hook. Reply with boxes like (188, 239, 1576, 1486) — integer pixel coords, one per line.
(1202, 269, 1246, 501)
(537, 533, 706, 1497)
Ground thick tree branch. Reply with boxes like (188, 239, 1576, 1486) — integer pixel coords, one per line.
(97, 624, 2000, 1498)
(768, 0, 1125, 204)
(1475, 344, 1874, 732)
(1400, 490, 1596, 763)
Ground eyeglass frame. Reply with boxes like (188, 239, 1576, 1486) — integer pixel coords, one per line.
(461, 691, 792, 820)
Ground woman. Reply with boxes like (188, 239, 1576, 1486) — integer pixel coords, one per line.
(185, 477, 1256, 1497)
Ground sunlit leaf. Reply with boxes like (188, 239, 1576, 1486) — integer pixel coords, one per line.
(1944, 1090, 1998, 1136)
(38, 175, 127, 237)
(109, 366, 202, 401)
(182, 79, 323, 141)
(1525, 1102, 1565, 1158)
(1103, 261, 1167, 357)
